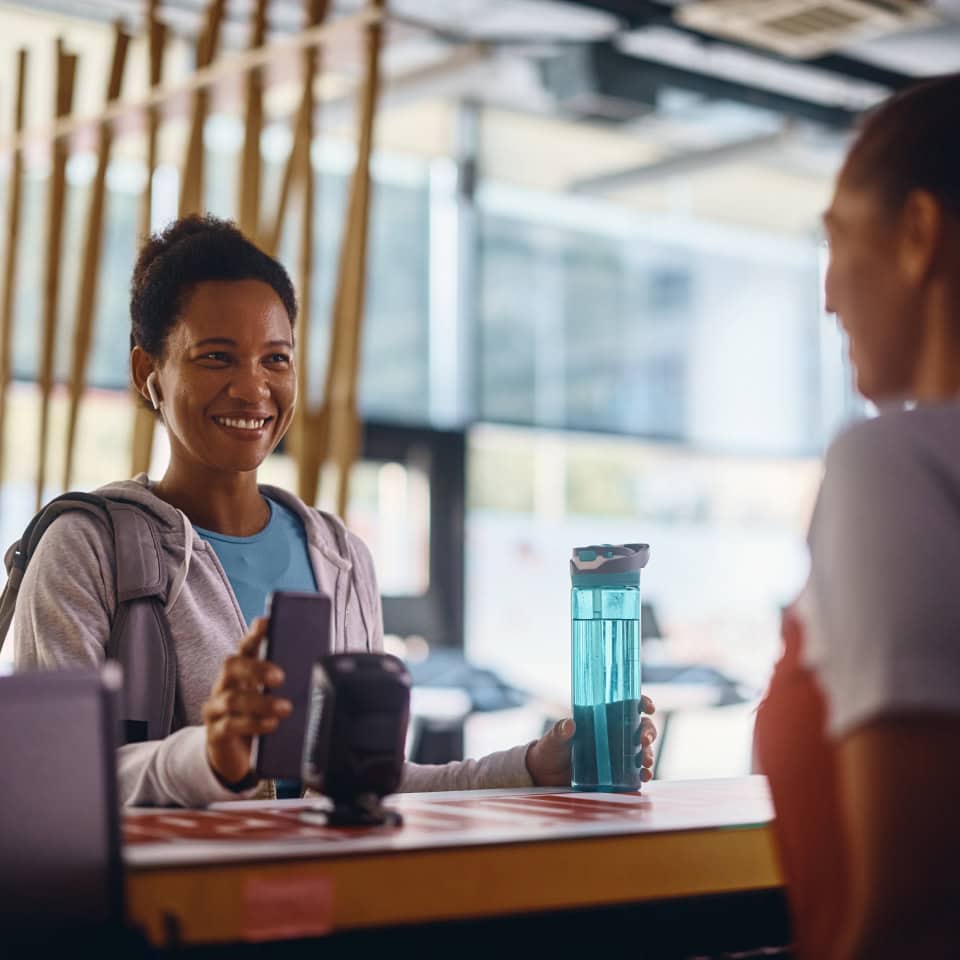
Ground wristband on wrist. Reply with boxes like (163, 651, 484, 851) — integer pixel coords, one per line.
(213, 766, 260, 793)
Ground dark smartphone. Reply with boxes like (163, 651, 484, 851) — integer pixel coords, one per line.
(253, 590, 333, 782)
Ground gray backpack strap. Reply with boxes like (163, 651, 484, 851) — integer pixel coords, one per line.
(103, 501, 166, 603)
(0, 545, 23, 650)
(1, 493, 177, 744)
(101, 500, 175, 743)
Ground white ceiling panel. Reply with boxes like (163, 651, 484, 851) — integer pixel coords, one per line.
(843, 23, 960, 75)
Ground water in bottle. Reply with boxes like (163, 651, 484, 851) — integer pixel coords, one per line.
(570, 543, 649, 792)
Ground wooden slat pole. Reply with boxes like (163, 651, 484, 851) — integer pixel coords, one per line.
(0, 49, 28, 489)
(130, 0, 167, 478)
(320, 0, 385, 519)
(63, 22, 131, 490)
(36, 39, 78, 510)
(259, 61, 310, 258)
(179, 0, 226, 218)
(141, 0, 165, 238)
(238, 0, 269, 237)
(260, 0, 331, 260)
(292, 0, 330, 501)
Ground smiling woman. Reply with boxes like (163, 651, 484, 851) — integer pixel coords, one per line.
(129, 219, 300, 533)
(12, 214, 658, 807)
(132, 277, 298, 532)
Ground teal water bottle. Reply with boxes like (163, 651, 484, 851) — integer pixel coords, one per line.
(571, 543, 650, 792)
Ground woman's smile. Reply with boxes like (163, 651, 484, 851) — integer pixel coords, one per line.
(210, 413, 275, 439)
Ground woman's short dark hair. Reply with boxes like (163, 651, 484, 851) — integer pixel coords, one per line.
(844, 72, 960, 217)
(130, 214, 298, 357)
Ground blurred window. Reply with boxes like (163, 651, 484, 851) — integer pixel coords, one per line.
(477, 187, 838, 453)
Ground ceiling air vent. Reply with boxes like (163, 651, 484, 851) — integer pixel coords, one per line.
(540, 44, 659, 123)
(676, 0, 938, 58)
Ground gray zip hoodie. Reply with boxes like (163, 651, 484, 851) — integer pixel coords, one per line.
(13, 476, 533, 807)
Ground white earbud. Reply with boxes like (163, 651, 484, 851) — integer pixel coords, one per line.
(145, 371, 162, 411)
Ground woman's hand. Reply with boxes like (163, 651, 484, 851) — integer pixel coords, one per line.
(202, 616, 293, 787)
(525, 695, 658, 787)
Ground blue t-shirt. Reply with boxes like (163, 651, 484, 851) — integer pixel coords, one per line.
(194, 496, 318, 627)
(195, 496, 318, 799)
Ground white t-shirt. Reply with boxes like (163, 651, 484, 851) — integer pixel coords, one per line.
(799, 404, 960, 737)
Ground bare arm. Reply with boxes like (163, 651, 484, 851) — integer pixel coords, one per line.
(834, 715, 960, 960)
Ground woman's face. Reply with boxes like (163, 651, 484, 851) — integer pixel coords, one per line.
(147, 278, 297, 477)
(823, 173, 931, 404)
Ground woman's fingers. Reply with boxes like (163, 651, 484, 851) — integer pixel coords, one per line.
(640, 694, 656, 716)
(238, 615, 270, 657)
(633, 716, 657, 746)
(211, 654, 284, 695)
(209, 618, 285, 698)
(208, 713, 281, 741)
(631, 715, 657, 773)
(203, 618, 286, 787)
(203, 689, 292, 722)
(640, 715, 657, 744)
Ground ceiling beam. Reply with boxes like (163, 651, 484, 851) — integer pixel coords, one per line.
(549, 42, 862, 129)
(570, 0, 918, 91)
(569, 125, 794, 193)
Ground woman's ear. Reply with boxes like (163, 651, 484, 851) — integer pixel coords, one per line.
(899, 189, 942, 287)
(130, 346, 160, 410)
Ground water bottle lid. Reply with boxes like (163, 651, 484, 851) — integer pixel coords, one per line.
(570, 543, 649, 583)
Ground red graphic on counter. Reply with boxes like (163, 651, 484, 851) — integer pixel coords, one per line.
(123, 792, 651, 846)
(242, 874, 334, 942)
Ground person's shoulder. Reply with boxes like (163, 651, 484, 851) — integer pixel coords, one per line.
(825, 409, 911, 469)
(94, 476, 182, 530)
(822, 407, 957, 489)
(817, 406, 960, 538)
(21, 478, 182, 568)
(28, 500, 114, 553)
(12, 500, 116, 601)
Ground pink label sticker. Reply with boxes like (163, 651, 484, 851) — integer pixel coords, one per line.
(242, 873, 334, 942)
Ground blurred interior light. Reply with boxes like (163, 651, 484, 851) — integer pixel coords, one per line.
(312, 137, 356, 174)
(203, 114, 244, 153)
(106, 158, 148, 195)
(151, 165, 179, 232)
(404, 635, 431, 663)
(261, 122, 293, 163)
(383, 634, 407, 659)
(66, 152, 97, 187)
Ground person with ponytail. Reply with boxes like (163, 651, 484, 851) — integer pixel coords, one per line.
(755, 73, 960, 960)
